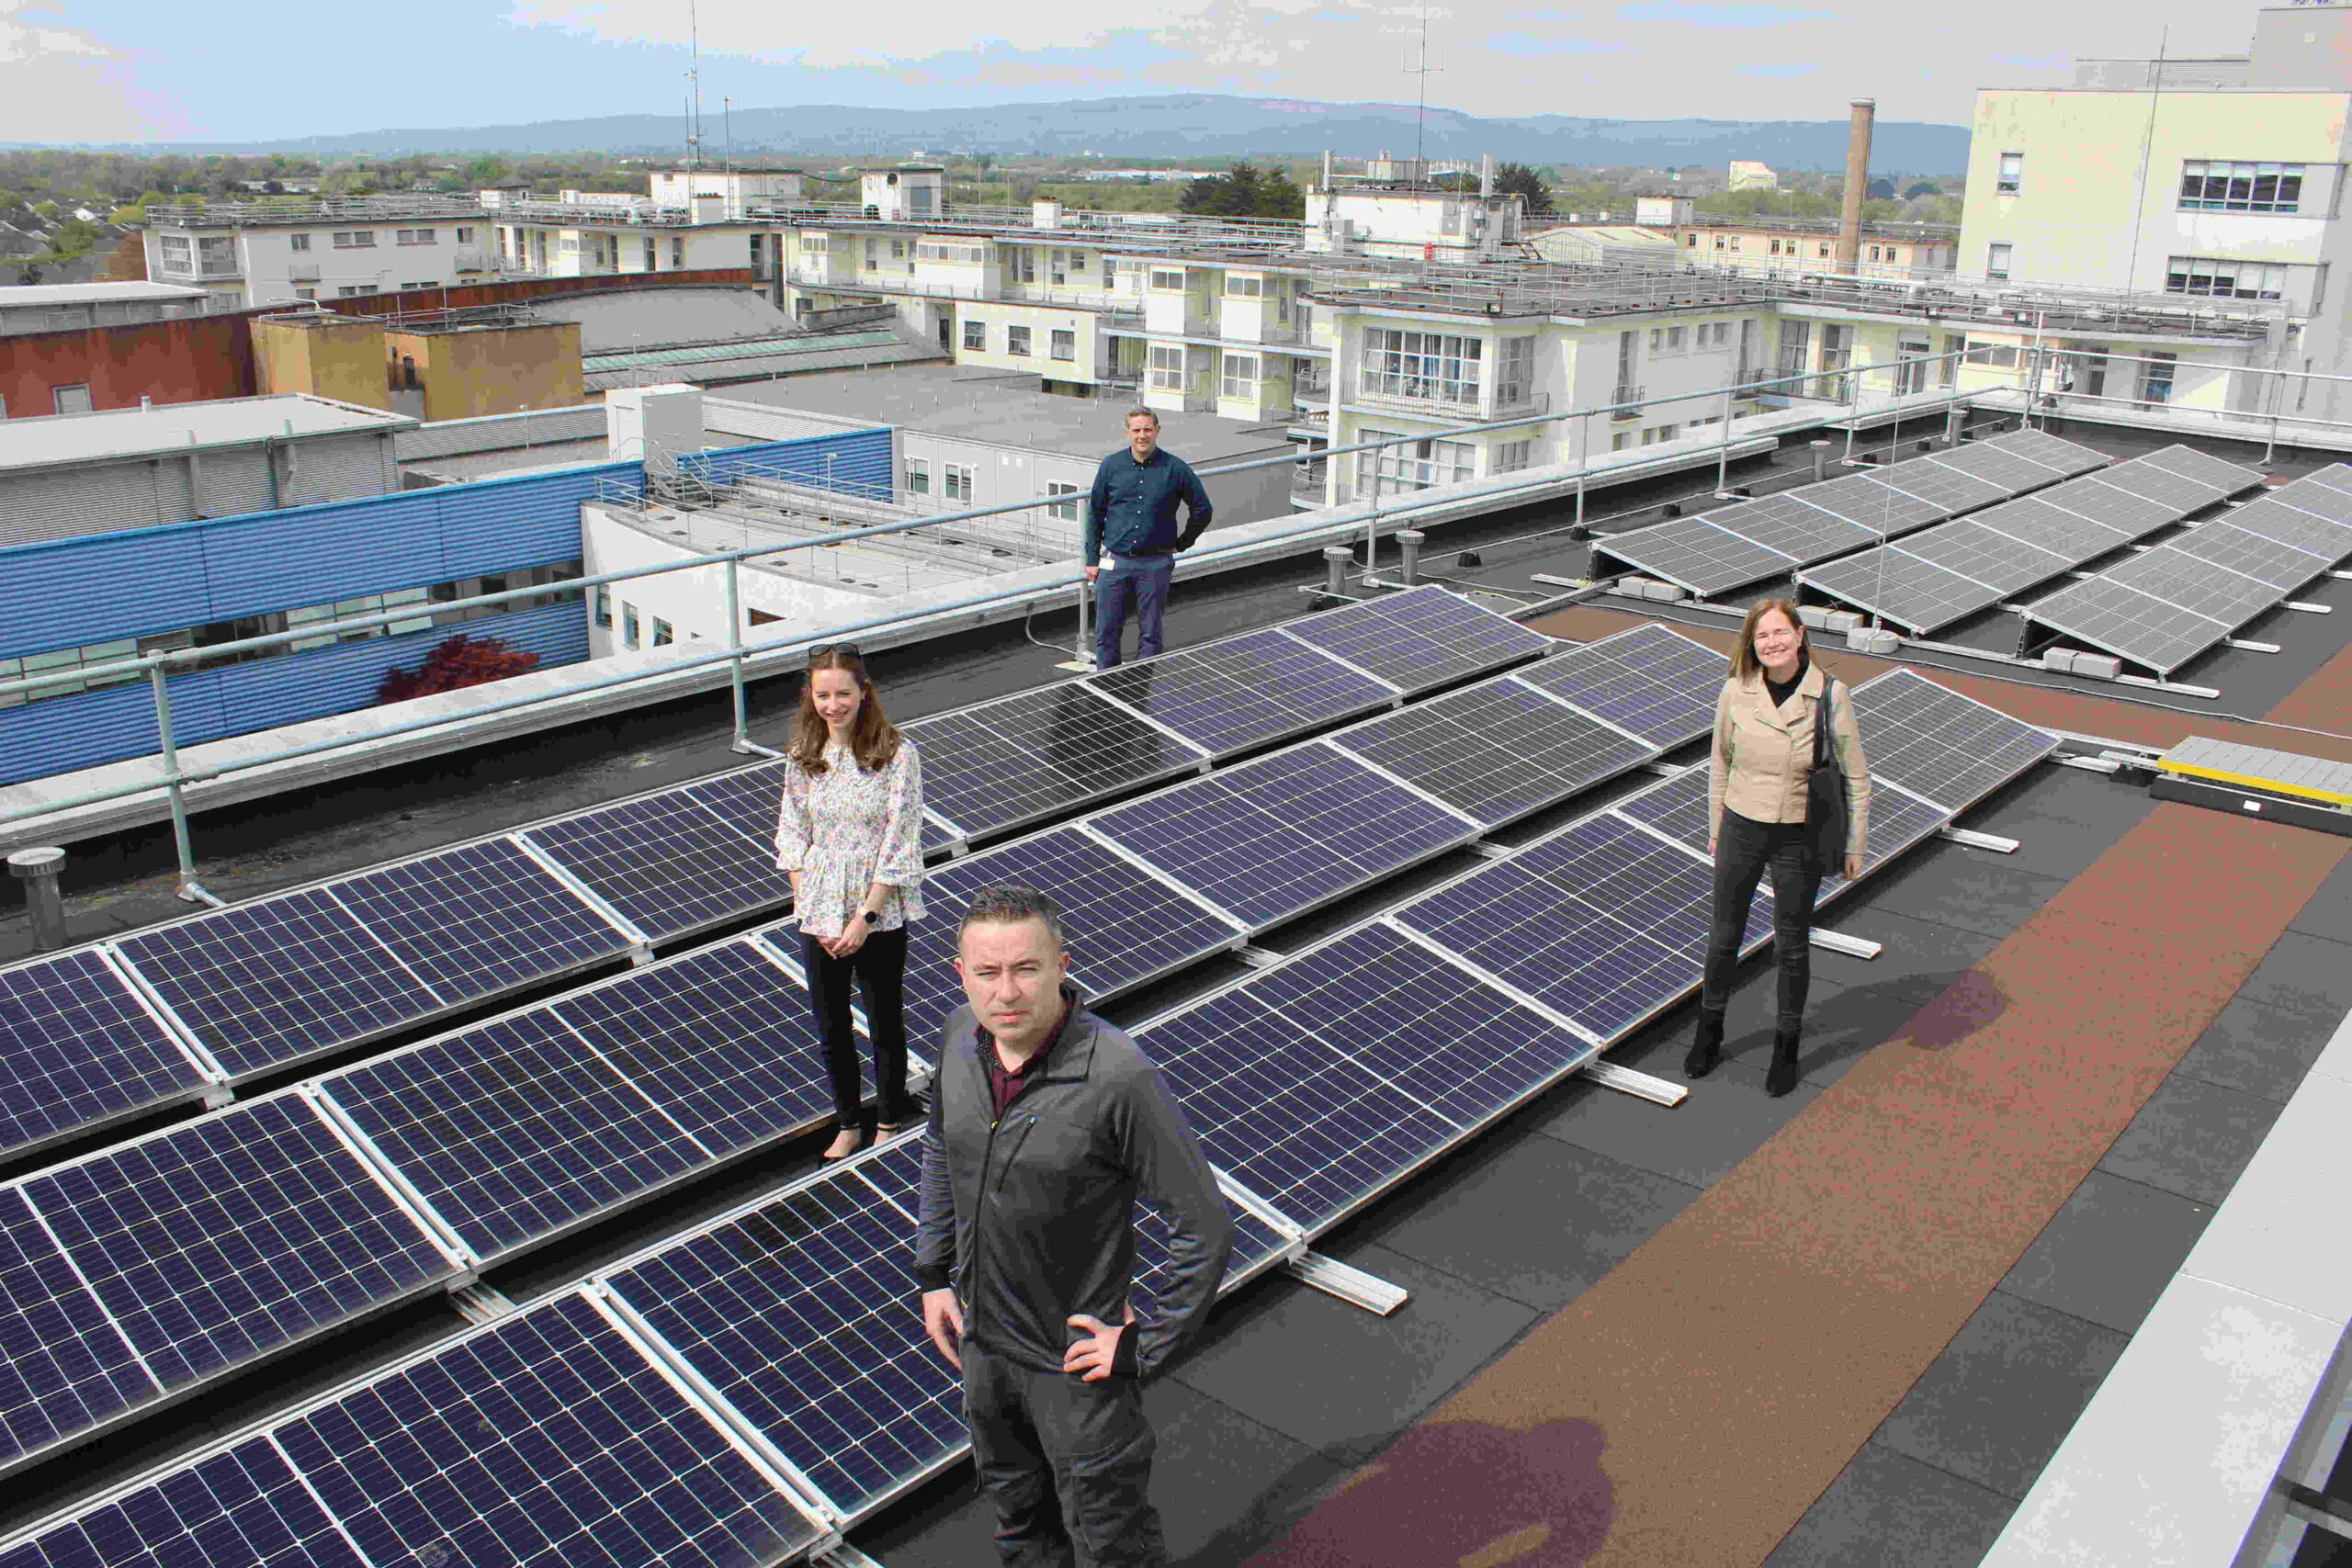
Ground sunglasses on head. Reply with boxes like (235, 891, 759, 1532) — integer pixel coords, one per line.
(808, 641, 862, 663)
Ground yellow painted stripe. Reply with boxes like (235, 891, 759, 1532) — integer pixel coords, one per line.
(2159, 760, 2352, 807)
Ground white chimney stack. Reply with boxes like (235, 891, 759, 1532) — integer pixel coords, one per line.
(1480, 153, 1496, 197)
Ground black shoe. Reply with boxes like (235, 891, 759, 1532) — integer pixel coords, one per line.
(819, 1125, 870, 1164)
(876, 1093, 930, 1134)
(1765, 1029, 1802, 1098)
(1683, 1009, 1726, 1080)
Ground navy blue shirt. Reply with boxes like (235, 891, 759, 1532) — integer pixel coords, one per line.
(1084, 446, 1213, 562)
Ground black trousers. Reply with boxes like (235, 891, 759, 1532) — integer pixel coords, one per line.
(797, 926, 910, 1131)
(964, 1344, 1165, 1568)
(1701, 809, 1823, 1034)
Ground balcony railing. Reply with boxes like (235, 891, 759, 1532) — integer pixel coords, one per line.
(1611, 383, 1644, 419)
(1353, 383, 1551, 422)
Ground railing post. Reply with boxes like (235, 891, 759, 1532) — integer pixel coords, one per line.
(724, 558, 765, 756)
(147, 658, 219, 907)
(1576, 409, 1590, 531)
(1076, 573, 1094, 669)
(1715, 385, 1736, 495)
(1810, 438, 1831, 483)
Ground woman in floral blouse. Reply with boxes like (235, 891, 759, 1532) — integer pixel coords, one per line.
(775, 645, 926, 1161)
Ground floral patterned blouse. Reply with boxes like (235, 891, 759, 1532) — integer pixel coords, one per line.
(773, 737, 926, 937)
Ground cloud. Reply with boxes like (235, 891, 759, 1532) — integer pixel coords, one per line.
(1486, 30, 1630, 55)
(1620, 1, 1828, 27)
(0, 1, 187, 140)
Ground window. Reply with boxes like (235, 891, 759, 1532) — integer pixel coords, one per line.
(1498, 335, 1535, 404)
(1817, 242, 1830, 258)
(1939, 333, 1967, 388)
(594, 585, 613, 628)
(1969, 341, 2021, 369)
(1360, 328, 1482, 405)
(963, 320, 986, 352)
(1148, 344, 1185, 391)
(51, 384, 91, 415)
(331, 231, 377, 248)
(1869, 245, 1883, 263)
(1985, 242, 2012, 281)
(160, 235, 193, 272)
(288, 233, 311, 252)
(1611, 432, 1633, 451)
(671, 237, 684, 266)
(1148, 268, 1187, 291)
(394, 229, 437, 245)
(622, 604, 639, 650)
(334, 285, 380, 297)
(1226, 274, 1263, 297)
(2137, 351, 2177, 407)
(2165, 255, 2290, 299)
(1668, 325, 1687, 352)
(1046, 482, 1082, 521)
(1363, 429, 1476, 491)
(904, 457, 931, 494)
(456, 227, 474, 243)
(1996, 152, 2023, 194)
(399, 281, 435, 290)
(1220, 353, 1258, 399)
(1493, 439, 1533, 473)
(1686, 233, 1699, 248)
(1657, 423, 1680, 441)
(292, 288, 316, 301)
(652, 617, 674, 647)
(915, 241, 986, 264)
(1007, 325, 1032, 357)
(944, 464, 974, 502)
(1050, 329, 1075, 361)
(2179, 160, 2304, 213)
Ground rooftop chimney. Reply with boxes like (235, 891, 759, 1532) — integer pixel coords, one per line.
(1836, 97, 1874, 274)
(1480, 152, 1496, 197)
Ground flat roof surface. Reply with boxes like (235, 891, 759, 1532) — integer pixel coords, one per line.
(714, 362, 1293, 462)
(0, 394, 413, 470)
(0, 281, 210, 307)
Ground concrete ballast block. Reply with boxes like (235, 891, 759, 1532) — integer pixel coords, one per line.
(1642, 581, 1688, 602)
(1846, 626, 1901, 654)
(1797, 604, 1830, 629)
(1824, 610, 1862, 634)
(1609, 576, 1652, 599)
(2072, 652, 2122, 680)
(2041, 648, 2079, 673)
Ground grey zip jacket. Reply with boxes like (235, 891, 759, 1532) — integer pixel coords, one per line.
(914, 989, 1234, 1380)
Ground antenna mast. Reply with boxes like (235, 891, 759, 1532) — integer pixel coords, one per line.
(1405, 1, 1440, 187)
(686, 0, 705, 170)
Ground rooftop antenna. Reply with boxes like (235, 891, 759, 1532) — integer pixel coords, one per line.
(2121, 25, 2167, 294)
(1405, 0, 1441, 190)
(686, 0, 705, 170)
(725, 97, 734, 176)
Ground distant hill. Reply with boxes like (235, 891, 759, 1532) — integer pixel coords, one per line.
(2, 95, 1971, 175)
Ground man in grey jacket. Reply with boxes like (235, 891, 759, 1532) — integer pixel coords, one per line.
(915, 884, 1233, 1568)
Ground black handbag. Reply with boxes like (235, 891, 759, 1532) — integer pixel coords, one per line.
(1806, 674, 1849, 874)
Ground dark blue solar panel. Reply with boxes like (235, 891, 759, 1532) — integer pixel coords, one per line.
(604, 1168, 962, 1520)
(895, 828, 1241, 1049)
(0, 952, 207, 1160)
(332, 840, 628, 1006)
(1279, 584, 1553, 693)
(1513, 624, 1725, 747)
(1847, 670, 2059, 810)
(273, 1292, 820, 1568)
(524, 790, 792, 942)
(21, 1097, 457, 1393)
(1329, 679, 1658, 828)
(1395, 815, 1770, 1043)
(322, 1011, 707, 1261)
(113, 891, 445, 1077)
(0, 1187, 156, 1471)
(549, 942, 834, 1158)
(0, 1435, 368, 1568)
(1086, 627, 1396, 756)
(1090, 742, 1476, 930)
(674, 761, 788, 846)
(1132, 1197, 1291, 1326)
(904, 684, 1205, 841)
(1817, 780, 1951, 901)
(1611, 767, 1713, 858)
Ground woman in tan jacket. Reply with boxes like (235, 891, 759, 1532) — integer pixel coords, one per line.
(1687, 599, 1871, 1096)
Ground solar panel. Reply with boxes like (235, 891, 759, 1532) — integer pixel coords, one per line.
(2088, 459, 2226, 513)
(1090, 742, 1476, 930)
(921, 813, 962, 855)
(904, 682, 1204, 841)
(892, 827, 1242, 1049)
(272, 1291, 820, 1568)
(2222, 495, 2352, 561)
(672, 760, 789, 847)
(1393, 815, 1770, 1044)
(1512, 623, 1726, 747)
(600, 1161, 960, 1521)
(1278, 584, 1555, 694)
(1898, 519, 2074, 596)
(322, 1010, 708, 1261)
(1847, 670, 2062, 808)
(1609, 765, 1714, 859)
(0, 1185, 156, 1471)
(1799, 547, 2002, 634)
(1918, 442, 2069, 494)
(1876, 459, 2012, 515)
(113, 891, 445, 1078)
(1792, 472, 1948, 534)
(2136, 444, 2261, 496)
(1133, 1196, 1295, 1320)
(0, 1435, 368, 1568)
(1597, 517, 1796, 595)
(549, 942, 836, 1159)
(1329, 680, 1657, 828)
(521, 789, 792, 944)
(1611, 759, 1952, 904)
(19, 1095, 457, 1395)
(2169, 519, 2335, 591)
(2267, 475, 2352, 529)
(2297, 462, 2352, 498)
(1967, 494, 2138, 561)
(1816, 780, 1952, 901)
(2104, 548, 2283, 627)
(2039, 476, 2191, 537)
(332, 839, 631, 1005)
(1695, 493, 1879, 563)
(1981, 428, 2109, 478)
(1086, 627, 1396, 757)
(0, 952, 208, 1161)
(1138, 924, 1590, 1230)
(2024, 577, 2229, 674)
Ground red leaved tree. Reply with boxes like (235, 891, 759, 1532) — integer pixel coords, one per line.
(376, 634, 541, 705)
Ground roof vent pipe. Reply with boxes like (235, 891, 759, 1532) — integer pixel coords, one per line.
(1480, 153, 1495, 197)
(1836, 98, 1874, 274)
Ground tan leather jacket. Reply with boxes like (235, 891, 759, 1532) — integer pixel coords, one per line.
(1707, 663, 1871, 853)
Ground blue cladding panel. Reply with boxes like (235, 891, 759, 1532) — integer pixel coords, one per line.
(687, 429, 894, 498)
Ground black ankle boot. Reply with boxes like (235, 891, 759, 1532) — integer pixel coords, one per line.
(1765, 1028, 1802, 1097)
(1684, 1009, 1725, 1079)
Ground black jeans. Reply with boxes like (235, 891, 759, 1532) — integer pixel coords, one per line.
(964, 1343, 1165, 1568)
(798, 925, 910, 1131)
(1701, 809, 1823, 1034)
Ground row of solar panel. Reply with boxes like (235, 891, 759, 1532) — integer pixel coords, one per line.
(1593, 426, 2113, 597)
(0, 670, 2065, 1568)
(1798, 443, 2268, 636)
(0, 586, 1555, 1168)
(2022, 463, 2352, 674)
(0, 619, 1719, 1480)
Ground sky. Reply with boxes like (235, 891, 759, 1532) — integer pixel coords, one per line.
(0, 0, 2268, 144)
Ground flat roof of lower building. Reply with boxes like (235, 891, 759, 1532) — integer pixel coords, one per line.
(0, 394, 413, 472)
(0, 281, 211, 308)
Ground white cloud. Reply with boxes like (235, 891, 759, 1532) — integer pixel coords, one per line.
(0, 1, 185, 140)
(505, 0, 1218, 68)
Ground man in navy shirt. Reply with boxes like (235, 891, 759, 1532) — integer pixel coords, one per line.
(1083, 408, 1213, 669)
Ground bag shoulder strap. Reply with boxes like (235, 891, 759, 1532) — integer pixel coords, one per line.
(1814, 673, 1836, 767)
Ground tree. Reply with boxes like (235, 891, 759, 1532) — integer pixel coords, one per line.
(1492, 161, 1555, 217)
(1904, 181, 1940, 200)
(377, 634, 542, 705)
